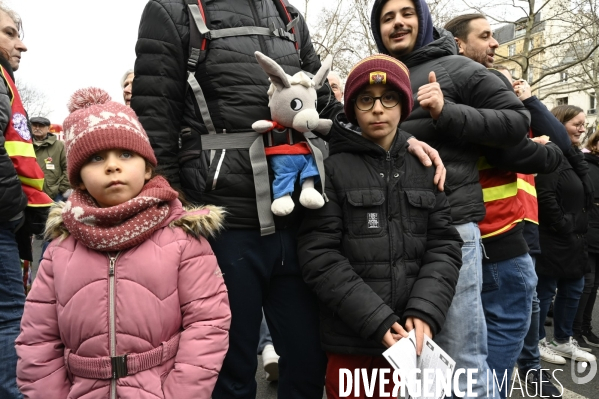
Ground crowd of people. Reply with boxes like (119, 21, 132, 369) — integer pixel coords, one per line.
(0, 0, 598, 398)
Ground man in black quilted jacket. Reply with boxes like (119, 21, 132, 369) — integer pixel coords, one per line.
(132, 1, 445, 397)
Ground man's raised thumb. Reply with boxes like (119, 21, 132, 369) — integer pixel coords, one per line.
(429, 71, 437, 84)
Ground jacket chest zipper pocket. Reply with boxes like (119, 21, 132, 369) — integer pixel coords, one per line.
(344, 188, 386, 237)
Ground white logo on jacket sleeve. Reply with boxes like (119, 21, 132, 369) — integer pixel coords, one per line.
(367, 213, 379, 229)
(13, 113, 31, 140)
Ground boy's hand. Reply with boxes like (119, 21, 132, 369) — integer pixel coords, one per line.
(405, 317, 432, 356)
(407, 137, 446, 191)
(381, 322, 409, 348)
(417, 72, 444, 120)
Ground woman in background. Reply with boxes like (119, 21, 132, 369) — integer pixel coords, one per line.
(534, 105, 596, 364)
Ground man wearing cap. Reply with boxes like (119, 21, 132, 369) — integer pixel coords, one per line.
(31, 116, 69, 202)
(370, 0, 531, 396)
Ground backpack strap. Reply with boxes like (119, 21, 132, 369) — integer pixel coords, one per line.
(200, 132, 276, 236)
(304, 132, 328, 201)
(186, 0, 217, 136)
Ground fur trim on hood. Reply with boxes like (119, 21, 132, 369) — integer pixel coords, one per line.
(45, 201, 226, 243)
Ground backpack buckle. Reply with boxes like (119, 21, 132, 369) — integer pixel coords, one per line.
(111, 355, 128, 379)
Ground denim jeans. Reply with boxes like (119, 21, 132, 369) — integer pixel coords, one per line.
(434, 222, 499, 398)
(0, 217, 25, 399)
(517, 256, 542, 372)
(210, 229, 326, 399)
(482, 253, 537, 398)
(537, 274, 584, 341)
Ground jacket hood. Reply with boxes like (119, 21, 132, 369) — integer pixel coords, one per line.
(45, 200, 226, 242)
(371, 0, 435, 56)
(328, 113, 408, 158)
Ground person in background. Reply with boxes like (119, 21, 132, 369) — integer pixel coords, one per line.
(121, 68, 133, 106)
(0, 3, 52, 398)
(573, 129, 599, 349)
(534, 105, 596, 365)
(444, 14, 564, 397)
(31, 116, 69, 202)
(492, 65, 570, 398)
(327, 70, 344, 103)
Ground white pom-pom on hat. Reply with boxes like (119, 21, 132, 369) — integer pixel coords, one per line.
(67, 87, 111, 113)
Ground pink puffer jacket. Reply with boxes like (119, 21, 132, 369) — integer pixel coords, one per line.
(16, 202, 230, 399)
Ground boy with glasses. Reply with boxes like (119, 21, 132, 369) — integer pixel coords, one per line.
(297, 54, 463, 399)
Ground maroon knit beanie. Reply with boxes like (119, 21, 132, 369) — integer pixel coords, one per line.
(63, 87, 157, 185)
(344, 54, 413, 123)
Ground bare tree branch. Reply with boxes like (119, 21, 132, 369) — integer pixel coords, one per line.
(16, 81, 52, 118)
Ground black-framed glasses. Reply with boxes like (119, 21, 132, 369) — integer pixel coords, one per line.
(354, 91, 401, 111)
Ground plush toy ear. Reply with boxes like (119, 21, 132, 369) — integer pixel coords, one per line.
(255, 51, 291, 91)
(312, 55, 333, 90)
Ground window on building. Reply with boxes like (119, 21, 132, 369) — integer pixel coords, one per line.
(590, 94, 596, 114)
(528, 68, 534, 82)
(557, 97, 568, 106)
(508, 44, 516, 56)
(509, 69, 516, 78)
(527, 40, 534, 52)
(560, 72, 568, 82)
(515, 22, 526, 38)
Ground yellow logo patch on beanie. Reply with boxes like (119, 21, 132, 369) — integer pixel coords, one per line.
(369, 71, 387, 85)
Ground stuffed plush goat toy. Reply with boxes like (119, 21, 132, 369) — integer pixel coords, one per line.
(252, 51, 333, 216)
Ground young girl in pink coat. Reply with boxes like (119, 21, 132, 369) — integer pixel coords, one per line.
(15, 88, 231, 399)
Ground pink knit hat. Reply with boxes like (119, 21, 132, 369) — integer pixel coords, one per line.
(63, 87, 157, 185)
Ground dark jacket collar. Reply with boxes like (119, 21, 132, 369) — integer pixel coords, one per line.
(329, 113, 408, 158)
(33, 133, 57, 147)
(397, 27, 458, 68)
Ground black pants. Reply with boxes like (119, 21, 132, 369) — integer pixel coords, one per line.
(573, 252, 599, 333)
(211, 229, 326, 399)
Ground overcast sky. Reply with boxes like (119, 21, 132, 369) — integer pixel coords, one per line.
(12, 0, 324, 124)
(13, 0, 506, 124)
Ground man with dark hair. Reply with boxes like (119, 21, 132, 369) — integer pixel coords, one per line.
(371, 0, 531, 396)
(444, 13, 498, 68)
(445, 13, 567, 398)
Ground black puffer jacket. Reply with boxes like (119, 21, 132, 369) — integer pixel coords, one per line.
(297, 116, 463, 355)
(0, 57, 27, 222)
(584, 152, 599, 254)
(133, 0, 340, 230)
(371, 1, 530, 224)
(536, 150, 589, 279)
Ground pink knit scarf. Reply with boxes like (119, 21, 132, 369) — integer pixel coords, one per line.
(62, 176, 179, 251)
